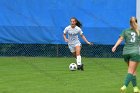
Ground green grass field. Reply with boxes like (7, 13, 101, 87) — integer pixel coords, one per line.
(0, 57, 140, 93)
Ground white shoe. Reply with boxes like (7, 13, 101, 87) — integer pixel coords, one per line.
(120, 85, 127, 93)
(133, 86, 140, 93)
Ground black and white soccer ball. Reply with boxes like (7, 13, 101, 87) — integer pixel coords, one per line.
(69, 63, 77, 71)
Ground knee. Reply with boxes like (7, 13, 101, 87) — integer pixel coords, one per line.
(128, 69, 136, 74)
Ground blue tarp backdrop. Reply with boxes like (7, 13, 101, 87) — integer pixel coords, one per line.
(0, 0, 136, 44)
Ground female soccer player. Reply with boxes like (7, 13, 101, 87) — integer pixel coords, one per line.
(63, 17, 92, 71)
(112, 17, 140, 93)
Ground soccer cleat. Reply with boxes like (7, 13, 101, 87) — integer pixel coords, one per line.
(120, 85, 127, 93)
(77, 64, 84, 71)
(77, 65, 81, 70)
(133, 86, 140, 93)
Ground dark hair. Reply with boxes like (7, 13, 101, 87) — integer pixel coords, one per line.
(71, 17, 82, 28)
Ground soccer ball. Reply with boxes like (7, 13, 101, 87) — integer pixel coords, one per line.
(69, 63, 77, 71)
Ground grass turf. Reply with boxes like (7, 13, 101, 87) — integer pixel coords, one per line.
(0, 57, 140, 93)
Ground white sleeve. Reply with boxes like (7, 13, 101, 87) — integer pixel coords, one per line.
(63, 27, 68, 34)
(79, 28, 83, 35)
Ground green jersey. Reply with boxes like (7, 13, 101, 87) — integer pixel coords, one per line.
(120, 28, 140, 55)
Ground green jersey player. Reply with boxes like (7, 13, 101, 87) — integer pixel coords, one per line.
(63, 17, 92, 70)
(112, 17, 140, 93)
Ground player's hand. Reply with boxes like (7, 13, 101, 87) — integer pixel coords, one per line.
(87, 42, 93, 45)
(65, 39, 69, 42)
(112, 46, 116, 52)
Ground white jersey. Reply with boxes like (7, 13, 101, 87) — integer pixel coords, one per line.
(63, 25, 83, 45)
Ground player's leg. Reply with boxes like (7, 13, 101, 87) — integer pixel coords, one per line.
(68, 44, 77, 62)
(127, 62, 138, 89)
(130, 66, 139, 93)
(75, 45, 84, 70)
(121, 61, 139, 93)
(120, 61, 129, 93)
(131, 55, 140, 93)
(68, 44, 75, 55)
(128, 61, 139, 93)
(72, 52, 76, 58)
(133, 71, 139, 93)
(72, 52, 77, 64)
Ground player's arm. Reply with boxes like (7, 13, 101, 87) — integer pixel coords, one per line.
(63, 27, 69, 42)
(112, 36, 124, 52)
(63, 33, 69, 42)
(80, 34, 92, 45)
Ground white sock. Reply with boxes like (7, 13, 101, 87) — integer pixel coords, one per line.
(76, 55, 82, 65)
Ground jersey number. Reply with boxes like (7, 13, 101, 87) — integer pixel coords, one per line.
(130, 32, 136, 42)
